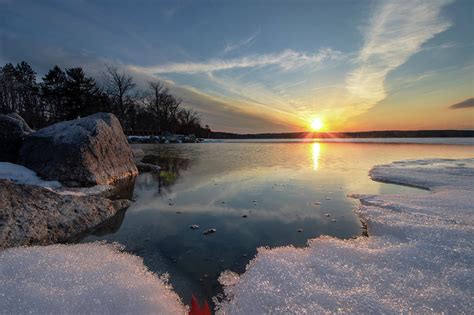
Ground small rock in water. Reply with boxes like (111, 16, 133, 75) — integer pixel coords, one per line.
(331, 219, 337, 222)
(325, 197, 331, 200)
(221, 201, 226, 204)
(203, 273, 209, 278)
(176, 211, 182, 214)
(190, 224, 199, 229)
(297, 229, 303, 232)
(242, 254, 248, 257)
(169, 202, 174, 206)
(325, 213, 330, 217)
(203, 228, 216, 235)
(313, 202, 321, 205)
(242, 214, 248, 218)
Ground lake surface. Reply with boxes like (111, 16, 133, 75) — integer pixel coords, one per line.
(82, 141, 474, 306)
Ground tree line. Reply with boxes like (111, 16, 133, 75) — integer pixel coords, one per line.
(0, 61, 210, 136)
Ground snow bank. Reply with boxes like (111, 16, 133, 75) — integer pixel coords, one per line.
(0, 162, 61, 189)
(217, 159, 474, 314)
(0, 162, 112, 196)
(0, 243, 186, 314)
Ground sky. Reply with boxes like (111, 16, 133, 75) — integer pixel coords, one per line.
(1, 0, 473, 133)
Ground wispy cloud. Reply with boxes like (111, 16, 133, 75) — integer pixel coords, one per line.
(345, 0, 453, 115)
(450, 98, 474, 109)
(223, 30, 259, 53)
(129, 48, 343, 74)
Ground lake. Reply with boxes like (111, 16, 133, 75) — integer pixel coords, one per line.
(82, 140, 474, 306)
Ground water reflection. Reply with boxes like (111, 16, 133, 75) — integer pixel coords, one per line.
(138, 155, 190, 194)
(81, 142, 473, 307)
(312, 142, 320, 170)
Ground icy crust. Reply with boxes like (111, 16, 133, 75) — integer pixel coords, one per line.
(0, 162, 112, 196)
(217, 159, 474, 314)
(0, 243, 186, 314)
(369, 158, 474, 191)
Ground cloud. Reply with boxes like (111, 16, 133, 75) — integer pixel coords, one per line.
(223, 30, 259, 53)
(449, 98, 474, 109)
(129, 48, 343, 74)
(345, 0, 453, 116)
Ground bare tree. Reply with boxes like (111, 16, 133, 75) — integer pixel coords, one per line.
(146, 81, 182, 133)
(102, 65, 136, 126)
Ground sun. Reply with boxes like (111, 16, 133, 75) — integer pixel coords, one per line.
(310, 118, 324, 131)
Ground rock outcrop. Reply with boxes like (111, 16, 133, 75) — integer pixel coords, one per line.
(131, 148, 145, 163)
(0, 179, 131, 249)
(19, 113, 138, 186)
(0, 113, 33, 162)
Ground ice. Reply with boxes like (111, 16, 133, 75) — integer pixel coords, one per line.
(0, 162, 112, 196)
(0, 242, 186, 314)
(216, 159, 474, 314)
(0, 162, 61, 189)
(203, 138, 474, 145)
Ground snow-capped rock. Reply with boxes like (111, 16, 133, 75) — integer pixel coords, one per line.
(19, 113, 138, 186)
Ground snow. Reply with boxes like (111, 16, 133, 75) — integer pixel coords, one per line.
(0, 162, 112, 196)
(216, 158, 474, 314)
(0, 243, 186, 314)
(0, 162, 61, 189)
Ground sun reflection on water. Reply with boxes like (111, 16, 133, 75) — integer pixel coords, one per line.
(312, 142, 320, 170)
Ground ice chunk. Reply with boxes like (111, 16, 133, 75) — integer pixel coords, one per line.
(216, 159, 474, 314)
(0, 243, 186, 314)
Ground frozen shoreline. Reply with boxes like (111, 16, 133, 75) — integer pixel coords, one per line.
(217, 158, 474, 313)
(0, 243, 186, 313)
(1, 158, 472, 313)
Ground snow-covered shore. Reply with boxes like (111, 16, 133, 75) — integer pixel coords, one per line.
(0, 162, 112, 196)
(1, 158, 472, 313)
(0, 243, 186, 313)
(217, 158, 474, 313)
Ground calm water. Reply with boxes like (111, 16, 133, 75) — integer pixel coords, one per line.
(82, 141, 473, 305)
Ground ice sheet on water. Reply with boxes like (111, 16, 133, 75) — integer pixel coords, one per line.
(203, 138, 474, 145)
(0, 243, 186, 314)
(216, 159, 474, 314)
(369, 158, 474, 191)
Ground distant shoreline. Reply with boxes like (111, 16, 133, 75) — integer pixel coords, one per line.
(209, 130, 474, 139)
(201, 137, 474, 145)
